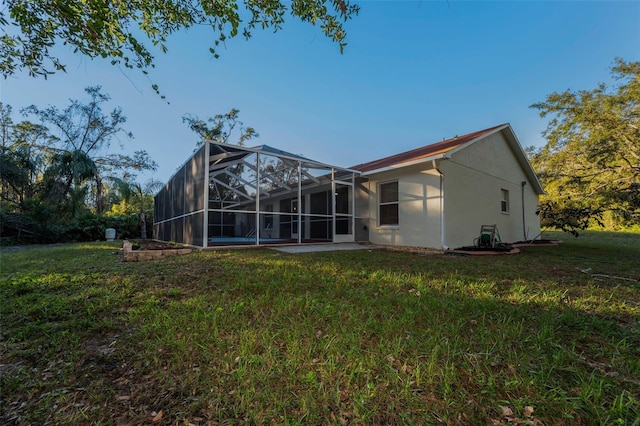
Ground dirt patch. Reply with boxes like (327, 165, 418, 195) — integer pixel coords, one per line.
(0, 361, 25, 377)
(84, 335, 118, 357)
(76, 335, 120, 374)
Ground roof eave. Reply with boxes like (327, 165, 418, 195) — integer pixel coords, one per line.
(499, 127, 546, 195)
(361, 153, 448, 176)
(445, 124, 510, 156)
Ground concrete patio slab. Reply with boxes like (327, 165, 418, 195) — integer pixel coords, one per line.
(271, 243, 380, 254)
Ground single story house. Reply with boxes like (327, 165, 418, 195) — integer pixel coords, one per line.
(153, 123, 544, 249)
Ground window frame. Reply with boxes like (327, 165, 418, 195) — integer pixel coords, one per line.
(378, 180, 399, 226)
(500, 188, 510, 214)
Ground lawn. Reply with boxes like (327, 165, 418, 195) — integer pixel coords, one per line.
(1, 231, 639, 425)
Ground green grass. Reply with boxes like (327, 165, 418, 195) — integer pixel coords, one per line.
(1, 231, 639, 425)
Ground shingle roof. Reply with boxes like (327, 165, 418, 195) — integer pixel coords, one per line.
(351, 124, 508, 173)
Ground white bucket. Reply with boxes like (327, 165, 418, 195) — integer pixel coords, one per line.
(105, 228, 116, 241)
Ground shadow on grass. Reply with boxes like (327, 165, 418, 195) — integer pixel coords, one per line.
(1, 238, 639, 425)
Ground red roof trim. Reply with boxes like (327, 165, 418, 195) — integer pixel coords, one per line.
(351, 124, 508, 173)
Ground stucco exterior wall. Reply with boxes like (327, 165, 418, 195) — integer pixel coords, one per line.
(365, 166, 442, 248)
(440, 132, 541, 248)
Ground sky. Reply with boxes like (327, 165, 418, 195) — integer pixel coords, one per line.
(1, 0, 639, 184)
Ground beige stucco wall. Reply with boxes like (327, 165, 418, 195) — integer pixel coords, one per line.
(440, 131, 541, 249)
(365, 165, 442, 248)
(363, 129, 541, 250)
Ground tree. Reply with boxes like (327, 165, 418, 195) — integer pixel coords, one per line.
(1, 95, 160, 242)
(259, 156, 302, 191)
(1, 0, 359, 92)
(40, 149, 98, 216)
(0, 103, 55, 212)
(183, 108, 258, 147)
(530, 58, 640, 231)
(111, 178, 163, 239)
(24, 86, 157, 214)
(183, 108, 259, 206)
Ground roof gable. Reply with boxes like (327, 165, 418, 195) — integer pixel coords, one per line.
(352, 123, 544, 194)
(351, 124, 506, 173)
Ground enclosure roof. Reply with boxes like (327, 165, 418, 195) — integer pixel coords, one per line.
(208, 141, 359, 173)
(252, 144, 310, 162)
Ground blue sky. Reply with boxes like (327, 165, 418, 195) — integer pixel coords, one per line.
(1, 1, 638, 184)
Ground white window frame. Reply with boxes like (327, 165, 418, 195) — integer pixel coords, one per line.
(378, 180, 399, 226)
(501, 188, 510, 214)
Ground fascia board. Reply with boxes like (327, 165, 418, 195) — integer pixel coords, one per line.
(444, 124, 510, 157)
(499, 126, 546, 195)
(360, 153, 448, 176)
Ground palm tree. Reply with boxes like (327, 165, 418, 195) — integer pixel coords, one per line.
(41, 149, 98, 217)
(114, 178, 163, 239)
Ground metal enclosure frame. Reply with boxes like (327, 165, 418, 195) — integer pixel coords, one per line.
(154, 141, 362, 248)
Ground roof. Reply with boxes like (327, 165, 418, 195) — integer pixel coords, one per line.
(208, 142, 359, 173)
(351, 124, 507, 173)
(351, 123, 545, 195)
(251, 144, 311, 163)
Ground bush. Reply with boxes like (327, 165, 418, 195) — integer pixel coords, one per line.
(64, 211, 106, 242)
(104, 214, 140, 240)
(0, 211, 37, 245)
(0, 209, 149, 245)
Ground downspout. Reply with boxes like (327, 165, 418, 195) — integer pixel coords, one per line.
(521, 181, 527, 241)
(433, 160, 447, 251)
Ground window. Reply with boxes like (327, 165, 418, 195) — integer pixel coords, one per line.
(501, 189, 510, 213)
(379, 181, 399, 226)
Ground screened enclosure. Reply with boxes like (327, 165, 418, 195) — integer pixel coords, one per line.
(154, 142, 368, 247)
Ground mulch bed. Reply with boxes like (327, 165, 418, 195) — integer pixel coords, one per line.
(512, 239, 561, 246)
(122, 240, 193, 262)
(128, 240, 182, 251)
(454, 244, 513, 252)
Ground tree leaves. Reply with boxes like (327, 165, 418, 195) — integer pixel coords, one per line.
(2, 87, 157, 219)
(530, 58, 640, 229)
(1, 0, 360, 93)
(182, 108, 259, 147)
(492, 405, 538, 425)
(536, 200, 604, 237)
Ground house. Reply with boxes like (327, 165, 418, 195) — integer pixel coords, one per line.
(153, 123, 543, 249)
(351, 123, 544, 249)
